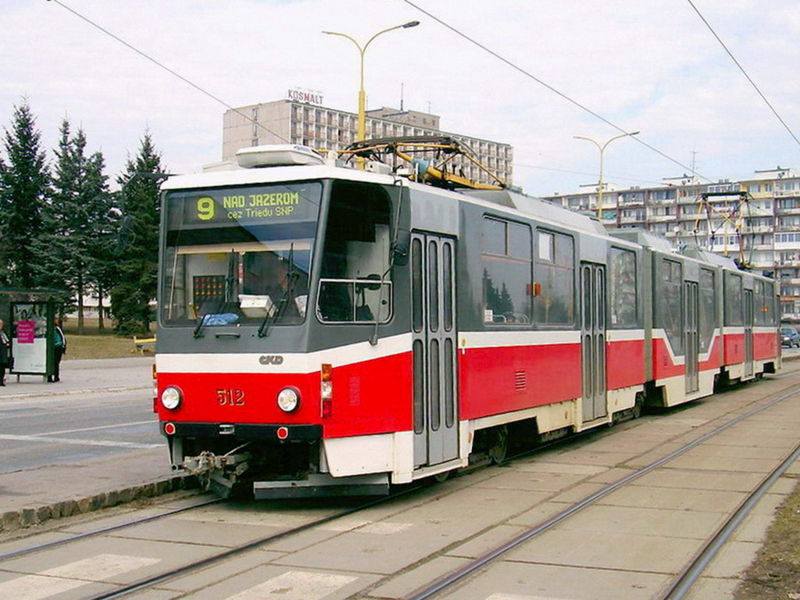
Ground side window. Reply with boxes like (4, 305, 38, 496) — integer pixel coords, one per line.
(724, 272, 743, 326)
(763, 280, 775, 325)
(660, 258, 684, 354)
(534, 230, 574, 325)
(699, 268, 716, 352)
(754, 280, 765, 326)
(754, 279, 774, 326)
(609, 247, 637, 328)
(317, 182, 392, 323)
(481, 217, 532, 325)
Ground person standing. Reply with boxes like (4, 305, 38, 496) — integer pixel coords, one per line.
(49, 319, 66, 383)
(0, 319, 10, 386)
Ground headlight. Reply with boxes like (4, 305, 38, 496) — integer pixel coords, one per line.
(161, 386, 183, 410)
(277, 387, 300, 412)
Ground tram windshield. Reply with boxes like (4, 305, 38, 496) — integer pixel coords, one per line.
(161, 182, 321, 328)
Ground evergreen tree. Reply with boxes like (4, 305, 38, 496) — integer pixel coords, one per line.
(0, 101, 50, 288)
(37, 119, 114, 332)
(111, 132, 164, 334)
(84, 150, 119, 332)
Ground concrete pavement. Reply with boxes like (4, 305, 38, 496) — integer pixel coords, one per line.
(1, 356, 154, 399)
(0, 357, 194, 533)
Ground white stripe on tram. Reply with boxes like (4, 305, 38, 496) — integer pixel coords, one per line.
(157, 332, 412, 374)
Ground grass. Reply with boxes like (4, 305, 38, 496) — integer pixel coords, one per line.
(735, 478, 800, 599)
(63, 334, 153, 360)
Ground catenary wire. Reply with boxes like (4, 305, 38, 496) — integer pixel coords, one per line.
(47, 0, 290, 145)
(402, 0, 714, 182)
(514, 162, 671, 189)
(686, 0, 800, 151)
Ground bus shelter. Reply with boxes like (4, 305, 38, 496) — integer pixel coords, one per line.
(0, 288, 66, 382)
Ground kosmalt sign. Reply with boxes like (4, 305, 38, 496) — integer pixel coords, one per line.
(287, 88, 324, 105)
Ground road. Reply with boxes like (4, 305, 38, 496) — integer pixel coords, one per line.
(0, 358, 160, 474)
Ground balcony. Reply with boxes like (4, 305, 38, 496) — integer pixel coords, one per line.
(776, 207, 800, 215)
(648, 214, 677, 223)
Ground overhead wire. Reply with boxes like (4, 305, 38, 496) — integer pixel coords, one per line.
(401, 0, 714, 182)
(686, 0, 800, 151)
(514, 162, 670, 189)
(47, 0, 290, 144)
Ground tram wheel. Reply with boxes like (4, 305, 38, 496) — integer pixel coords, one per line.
(488, 425, 509, 464)
(433, 470, 451, 483)
(631, 392, 645, 420)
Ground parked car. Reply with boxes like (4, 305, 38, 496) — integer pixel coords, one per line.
(780, 326, 800, 348)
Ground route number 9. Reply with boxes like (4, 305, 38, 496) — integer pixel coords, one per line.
(196, 197, 215, 221)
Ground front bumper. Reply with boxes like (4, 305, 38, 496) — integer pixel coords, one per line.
(160, 422, 322, 441)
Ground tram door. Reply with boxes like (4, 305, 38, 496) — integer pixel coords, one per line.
(744, 289, 754, 378)
(411, 233, 458, 467)
(684, 281, 700, 393)
(580, 263, 607, 422)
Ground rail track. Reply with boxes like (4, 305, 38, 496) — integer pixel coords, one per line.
(403, 383, 800, 600)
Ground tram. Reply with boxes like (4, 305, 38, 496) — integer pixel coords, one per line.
(153, 142, 780, 498)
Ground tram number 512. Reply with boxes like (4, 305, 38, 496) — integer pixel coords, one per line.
(217, 388, 245, 406)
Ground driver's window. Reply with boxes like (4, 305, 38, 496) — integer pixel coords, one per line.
(317, 182, 393, 323)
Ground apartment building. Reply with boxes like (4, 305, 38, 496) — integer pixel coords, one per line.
(222, 98, 513, 187)
(543, 167, 800, 319)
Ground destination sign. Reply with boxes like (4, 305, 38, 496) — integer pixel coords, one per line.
(171, 182, 321, 227)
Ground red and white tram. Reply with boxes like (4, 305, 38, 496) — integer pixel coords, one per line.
(153, 144, 780, 497)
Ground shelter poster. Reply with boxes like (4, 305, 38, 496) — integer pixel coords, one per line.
(11, 303, 48, 374)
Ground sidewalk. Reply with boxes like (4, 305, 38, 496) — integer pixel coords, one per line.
(1, 356, 154, 399)
(0, 357, 195, 534)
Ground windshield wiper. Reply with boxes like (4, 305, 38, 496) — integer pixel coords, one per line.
(194, 251, 236, 338)
(258, 244, 298, 338)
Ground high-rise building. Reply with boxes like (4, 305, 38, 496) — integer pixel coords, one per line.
(543, 167, 800, 320)
(222, 98, 513, 187)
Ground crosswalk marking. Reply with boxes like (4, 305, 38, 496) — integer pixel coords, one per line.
(0, 433, 160, 449)
(226, 571, 357, 600)
(0, 554, 160, 600)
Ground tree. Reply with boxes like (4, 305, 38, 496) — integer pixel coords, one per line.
(36, 119, 114, 332)
(110, 132, 164, 334)
(84, 151, 119, 332)
(0, 101, 50, 288)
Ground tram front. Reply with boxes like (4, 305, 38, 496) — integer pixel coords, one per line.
(154, 157, 412, 497)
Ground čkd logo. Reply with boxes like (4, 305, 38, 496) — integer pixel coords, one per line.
(259, 355, 284, 365)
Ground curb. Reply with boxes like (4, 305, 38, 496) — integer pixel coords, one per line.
(1, 386, 151, 400)
(0, 474, 199, 534)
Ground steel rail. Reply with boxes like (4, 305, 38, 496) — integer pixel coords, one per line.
(85, 485, 423, 600)
(0, 495, 221, 562)
(661, 439, 800, 600)
(404, 386, 800, 600)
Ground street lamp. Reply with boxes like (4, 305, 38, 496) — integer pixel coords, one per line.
(323, 21, 420, 143)
(574, 131, 640, 220)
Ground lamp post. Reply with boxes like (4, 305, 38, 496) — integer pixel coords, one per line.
(323, 21, 420, 143)
(574, 131, 640, 220)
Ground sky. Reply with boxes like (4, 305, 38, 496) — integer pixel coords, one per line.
(2, 0, 799, 196)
